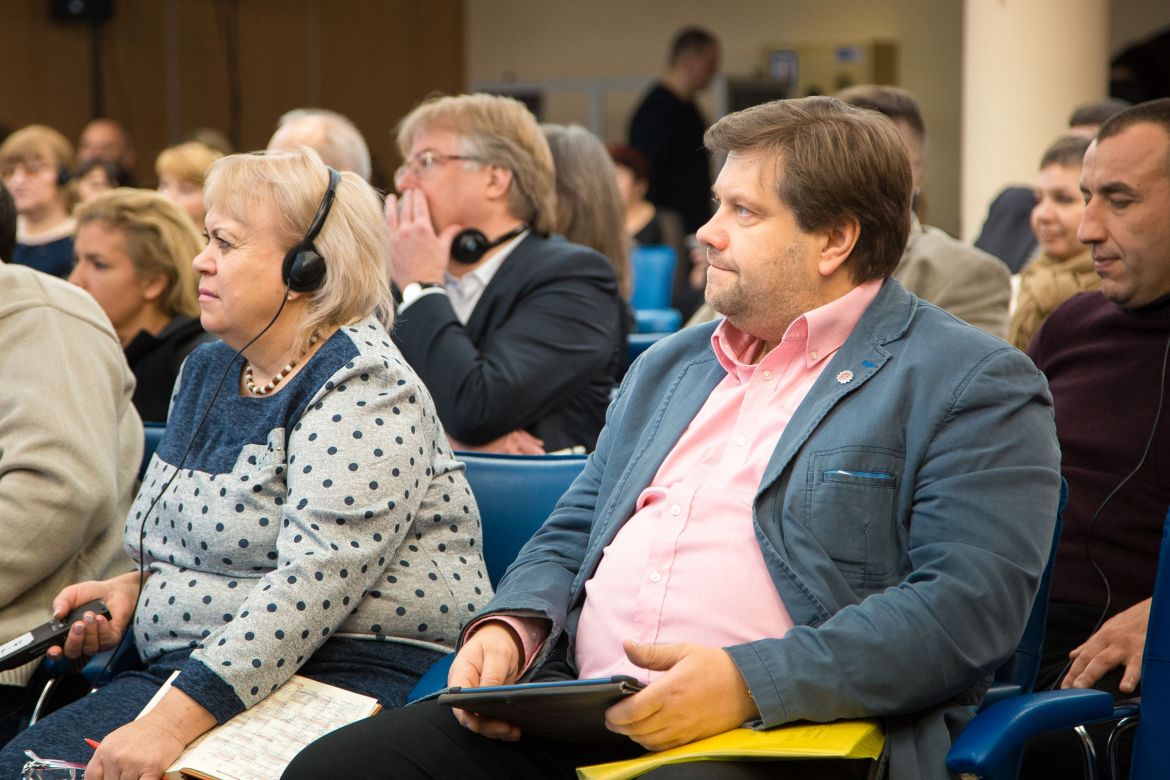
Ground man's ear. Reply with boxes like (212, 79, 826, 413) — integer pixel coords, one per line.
(484, 165, 514, 201)
(817, 218, 860, 278)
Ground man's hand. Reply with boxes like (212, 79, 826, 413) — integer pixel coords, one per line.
(385, 189, 461, 287)
(1062, 597, 1151, 694)
(48, 572, 142, 660)
(448, 429, 545, 455)
(447, 621, 525, 741)
(605, 640, 759, 751)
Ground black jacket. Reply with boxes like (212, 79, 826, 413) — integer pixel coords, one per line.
(124, 315, 215, 423)
(392, 233, 623, 452)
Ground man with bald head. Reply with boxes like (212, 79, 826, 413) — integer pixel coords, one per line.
(267, 108, 372, 182)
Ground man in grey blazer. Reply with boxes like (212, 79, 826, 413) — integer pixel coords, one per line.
(286, 97, 1061, 780)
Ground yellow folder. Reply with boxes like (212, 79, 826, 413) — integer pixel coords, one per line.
(576, 720, 884, 780)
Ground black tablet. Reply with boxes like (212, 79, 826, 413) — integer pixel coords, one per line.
(437, 675, 645, 741)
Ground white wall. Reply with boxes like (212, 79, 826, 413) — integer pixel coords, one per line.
(466, 0, 967, 235)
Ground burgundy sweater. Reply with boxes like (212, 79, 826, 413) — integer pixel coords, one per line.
(1029, 291, 1170, 614)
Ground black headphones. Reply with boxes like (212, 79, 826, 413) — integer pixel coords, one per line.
(281, 166, 342, 292)
(57, 166, 71, 187)
(450, 222, 528, 264)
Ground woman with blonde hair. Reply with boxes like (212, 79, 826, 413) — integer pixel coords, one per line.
(156, 141, 224, 227)
(69, 188, 212, 421)
(0, 150, 490, 777)
(0, 124, 77, 277)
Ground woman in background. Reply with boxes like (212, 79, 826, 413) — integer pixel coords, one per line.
(0, 125, 77, 277)
(156, 141, 224, 228)
(0, 150, 489, 778)
(1008, 135, 1099, 350)
(69, 188, 212, 422)
(608, 143, 703, 319)
(75, 158, 130, 204)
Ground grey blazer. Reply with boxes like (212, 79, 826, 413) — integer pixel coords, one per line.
(478, 278, 1062, 779)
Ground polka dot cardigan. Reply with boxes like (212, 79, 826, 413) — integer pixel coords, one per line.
(125, 316, 490, 719)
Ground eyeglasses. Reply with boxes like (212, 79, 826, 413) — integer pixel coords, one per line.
(0, 159, 50, 179)
(393, 151, 481, 184)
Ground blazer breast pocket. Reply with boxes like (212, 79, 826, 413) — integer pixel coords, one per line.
(804, 446, 906, 580)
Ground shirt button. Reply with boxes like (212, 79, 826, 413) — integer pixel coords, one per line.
(810, 350, 820, 360)
(735, 435, 747, 446)
(670, 505, 681, 516)
(649, 572, 661, 583)
(762, 370, 773, 381)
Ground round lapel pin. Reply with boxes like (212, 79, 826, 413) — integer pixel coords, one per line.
(836, 370, 854, 384)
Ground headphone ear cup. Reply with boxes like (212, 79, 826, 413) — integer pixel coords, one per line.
(58, 167, 71, 187)
(283, 246, 327, 293)
(451, 229, 489, 264)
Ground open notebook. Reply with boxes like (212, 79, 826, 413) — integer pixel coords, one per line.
(140, 673, 380, 780)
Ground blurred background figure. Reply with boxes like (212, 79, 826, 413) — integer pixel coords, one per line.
(69, 188, 211, 422)
(74, 158, 130, 204)
(0, 125, 78, 278)
(1008, 135, 1099, 351)
(267, 108, 372, 182)
(628, 26, 720, 236)
(608, 143, 703, 320)
(975, 98, 1130, 273)
(155, 141, 225, 228)
(543, 124, 635, 375)
(77, 118, 136, 184)
(180, 127, 234, 155)
(0, 183, 15, 262)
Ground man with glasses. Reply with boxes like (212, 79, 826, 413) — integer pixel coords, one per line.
(386, 94, 623, 454)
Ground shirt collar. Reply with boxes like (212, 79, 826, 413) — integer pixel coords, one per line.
(711, 278, 884, 378)
(445, 229, 529, 291)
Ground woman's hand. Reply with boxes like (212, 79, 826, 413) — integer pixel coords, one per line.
(47, 571, 142, 660)
(86, 688, 216, 780)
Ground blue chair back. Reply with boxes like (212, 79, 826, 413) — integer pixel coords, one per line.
(1131, 505, 1170, 778)
(989, 479, 1068, 700)
(458, 452, 588, 587)
(633, 308, 682, 334)
(631, 245, 676, 310)
(141, 422, 166, 479)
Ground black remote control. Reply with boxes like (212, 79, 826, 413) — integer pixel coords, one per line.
(0, 599, 111, 671)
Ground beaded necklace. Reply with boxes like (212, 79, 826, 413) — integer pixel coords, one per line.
(243, 332, 321, 396)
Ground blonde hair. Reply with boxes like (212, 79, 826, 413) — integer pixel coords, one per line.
(155, 142, 224, 186)
(74, 188, 203, 318)
(0, 124, 78, 209)
(203, 150, 394, 352)
(542, 124, 632, 298)
(396, 94, 557, 234)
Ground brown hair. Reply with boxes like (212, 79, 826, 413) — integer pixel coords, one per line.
(396, 94, 557, 235)
(1039, 134, 1091, 170)
(543, 124, 632, 297)
(704, 96, 912, 282)
(1097, 97, 1170, 175)
(834, 85, 926, 142)
(74, 188, 203, 318)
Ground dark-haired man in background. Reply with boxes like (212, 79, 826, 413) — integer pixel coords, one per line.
(629, 27, 720, 236)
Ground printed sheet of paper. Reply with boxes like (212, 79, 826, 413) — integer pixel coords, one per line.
(162, 675, 379, 780)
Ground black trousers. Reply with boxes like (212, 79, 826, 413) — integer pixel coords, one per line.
(281, 698, 875, 780)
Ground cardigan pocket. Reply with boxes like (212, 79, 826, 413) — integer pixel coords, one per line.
(805, 446, 905, 580)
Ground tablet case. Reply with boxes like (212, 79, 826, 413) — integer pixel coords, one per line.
(438, 675, 644, 741)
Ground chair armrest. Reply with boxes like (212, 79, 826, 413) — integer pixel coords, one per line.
(980, 682, 1022, 709)
(947, 689, 1115, 776)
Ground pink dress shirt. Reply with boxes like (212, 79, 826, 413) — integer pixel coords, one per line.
(491, 280, 882, 682)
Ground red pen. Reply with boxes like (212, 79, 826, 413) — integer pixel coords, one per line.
(84, 738, 100, 750)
